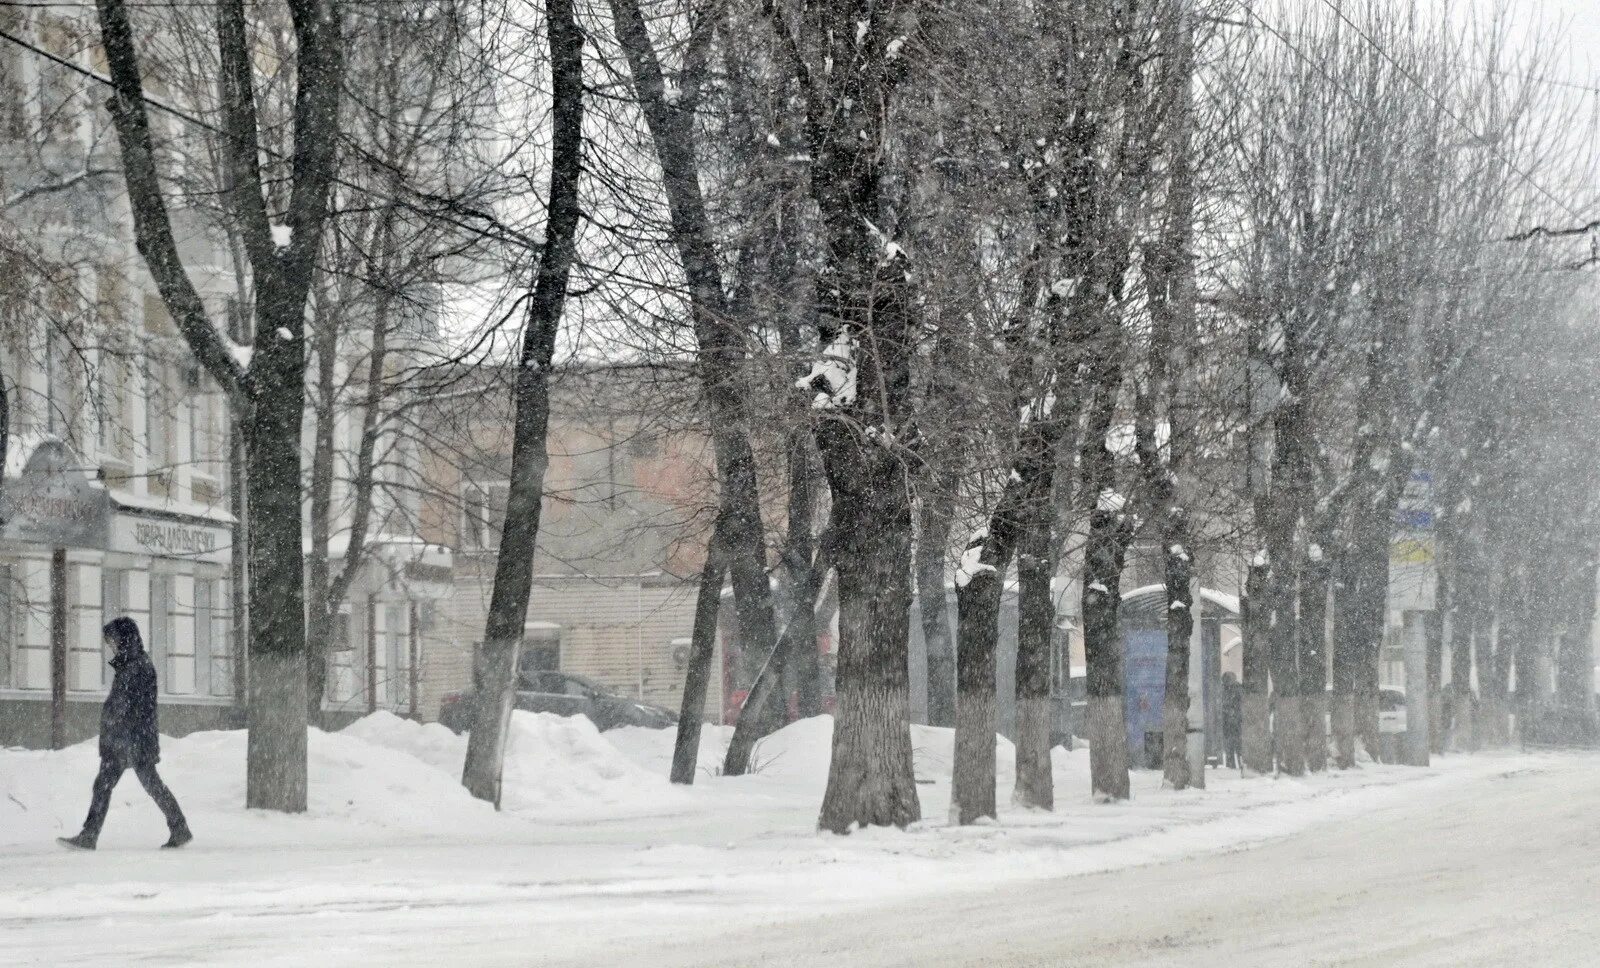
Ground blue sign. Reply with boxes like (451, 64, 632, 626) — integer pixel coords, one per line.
(1124, 630, 1168, 765)
(1394, 508, 1433, 529)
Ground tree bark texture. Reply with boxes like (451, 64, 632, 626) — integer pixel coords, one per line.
(671, 520, 730, 785)
(1241, 562, 1272, 774)
(782, 0, 922, 834)
(952, 566, 1002, 824)
(1013, 500, 1057, 810)
(916, 489, 957, 728)
(1298, 553, 1331, 772)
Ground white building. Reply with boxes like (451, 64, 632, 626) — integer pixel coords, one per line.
(0, 5, 448, 745)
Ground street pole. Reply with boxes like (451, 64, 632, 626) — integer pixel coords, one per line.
(366, 596, 378, 715)
(49, 547, 67, 750)
(1186, 581, 1207, 788)
(1404, 610, 1431, 766)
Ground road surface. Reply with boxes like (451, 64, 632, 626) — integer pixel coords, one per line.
(7, 753, 1596, 966)
(568, 754, 1600, 968)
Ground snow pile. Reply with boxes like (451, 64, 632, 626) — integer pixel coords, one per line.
(343, 709, 691, 821)
(500, 711, 690, 819)
(0, 723, 494, 849)
(0, 710, 693, 848)
(340, 710, 466, 776)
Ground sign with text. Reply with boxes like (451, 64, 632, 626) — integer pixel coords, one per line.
(110, 514, 230, 563)
(0, 441, 112, 548)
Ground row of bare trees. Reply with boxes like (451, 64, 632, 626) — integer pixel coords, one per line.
(13, 0, 1590, 821)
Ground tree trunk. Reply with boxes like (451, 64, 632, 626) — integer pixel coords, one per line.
(816, 446, 920, 833)
(917, 491, 957, 728)
(1013, 506, 1056, 809)
(96, 0, 344, 812)
(1299, 553, 1331, 772)
(1242, 561, 1273, 774)
(461, 0, 583, 806)
(1354, 575, 1385, 763)
(784, 437, 824, 719)
(796, 0, 921, 834)
(1269, 561, 1305, 776)
(1450, 600, 1477, 751)
(609, 0, 780, 773)
(1511, 608, 1539, 743)
(1083, 506, 1134, 801)
(242, 325, 310, 811)
(1159, 511, 1195, 789)
(952, 566, 1003, 823)
(670, 520, 730, 785)
(1426, 606, 1446, 755)
(304, 318, 338, 724)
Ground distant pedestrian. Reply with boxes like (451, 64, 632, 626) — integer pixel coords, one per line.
(1220, 672, 1243, 769)
(58, 618, 192, 850)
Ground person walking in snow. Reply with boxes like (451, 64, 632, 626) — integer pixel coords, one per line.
(58, 617, 192, 850)
(1220, 672, 1243, 770)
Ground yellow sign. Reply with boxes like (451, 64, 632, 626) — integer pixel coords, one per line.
(1391, 537, 1434, 565)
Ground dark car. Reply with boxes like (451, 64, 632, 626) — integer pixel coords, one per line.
(439, 671, 675, 734)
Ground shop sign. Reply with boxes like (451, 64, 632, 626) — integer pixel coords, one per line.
(111, 515, 229, 563)
(0, 441, 112, 548)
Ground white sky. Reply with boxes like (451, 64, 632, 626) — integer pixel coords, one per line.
(1509, 0, 1600, 79)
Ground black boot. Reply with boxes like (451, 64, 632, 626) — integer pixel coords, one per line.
(161, 825, 193, 849)
(57, 832, 96, 851)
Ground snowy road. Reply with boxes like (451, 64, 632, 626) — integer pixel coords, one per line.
(591, 754, 1600, 968)
(4, 716, 1595, 967)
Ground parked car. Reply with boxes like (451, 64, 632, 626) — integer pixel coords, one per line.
(1377, 686, 1408, 734)
(440, 671, 675, 734)
(1316, 685, 1409, 735)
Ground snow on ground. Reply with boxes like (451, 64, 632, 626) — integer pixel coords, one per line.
(0, 712, 1550, 967)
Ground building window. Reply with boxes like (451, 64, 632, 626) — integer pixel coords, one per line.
(45, 324, 81, 443)
(461, 480, 509, 550)
(518, 626, 561, 681)
(149, 574, 172, 692)
(329, 608, 354, 703)
(101, 568, 126, 674)
(144, 355, 176, 490)
(206, 579, 234, 698)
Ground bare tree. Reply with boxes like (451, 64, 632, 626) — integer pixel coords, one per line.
(94, 0, 343, 811)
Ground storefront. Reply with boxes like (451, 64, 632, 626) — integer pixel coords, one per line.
(319, 538, 453, 724)
(0, 441, 238, 748)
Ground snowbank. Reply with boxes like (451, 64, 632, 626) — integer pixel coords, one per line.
(0, 706, 1556, 968)
(0, 722, 494, 849)
(343, 709, 692, 821)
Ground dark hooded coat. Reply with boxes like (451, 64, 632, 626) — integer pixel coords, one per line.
(101, 643, 161, 768)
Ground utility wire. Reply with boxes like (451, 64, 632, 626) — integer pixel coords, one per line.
(0, 22, 547, 260)
(1308, 0, 1589, 224)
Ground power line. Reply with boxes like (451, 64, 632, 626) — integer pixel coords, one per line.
(0, 21, 546, 260)
(1308, 0, 1589, 225)
(0, 1, 426, 7)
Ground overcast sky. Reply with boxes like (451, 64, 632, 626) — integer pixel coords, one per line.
(1491, 0, 1600, 78)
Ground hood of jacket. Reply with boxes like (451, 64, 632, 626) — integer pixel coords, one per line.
(109, 644, 146, 671)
